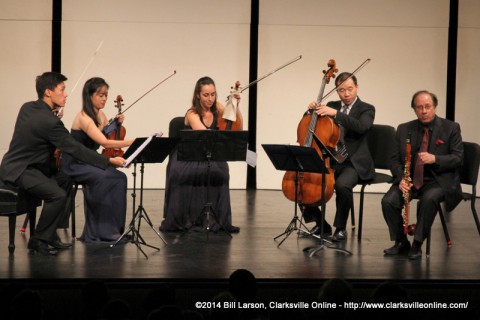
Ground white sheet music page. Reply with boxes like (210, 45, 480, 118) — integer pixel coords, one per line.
(123, 131, 163, 167)
(246, 148, 257, 167)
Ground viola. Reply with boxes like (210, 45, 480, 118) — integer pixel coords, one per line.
(281, 59, 340, 206)
(102, 95, 126, 158)
(217, 81, 243, 131)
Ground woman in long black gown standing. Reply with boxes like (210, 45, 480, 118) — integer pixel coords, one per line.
(61, 77, 134, 242)
(160, 76, 242, 233)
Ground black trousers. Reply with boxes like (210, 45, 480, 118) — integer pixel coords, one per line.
(16, 168, 73, 242)
(303, 162, 359, 229)
(381, 180, 444, 243)
(332, 162, 359, 229)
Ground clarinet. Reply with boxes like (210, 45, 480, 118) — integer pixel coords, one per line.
(402, 134, 414, 235)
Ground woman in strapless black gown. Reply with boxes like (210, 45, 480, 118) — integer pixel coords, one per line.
(61, 77, 134, 242)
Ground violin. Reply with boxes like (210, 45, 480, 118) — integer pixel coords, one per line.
(281, 59, 340, 206)
(217, 81, 243, 131)
(102, 95, 126, 158)
(52, 106, 63, 171)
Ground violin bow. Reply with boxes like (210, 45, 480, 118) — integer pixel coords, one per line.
(224, 55, 302, 102)
(104, 70, 177, 127)
(119, 70, 177, 116)
(320, 58, 371, 102)
(240, 55, 302, 93)
(55, 40, 104, 117)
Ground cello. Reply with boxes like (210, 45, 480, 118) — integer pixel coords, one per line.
(102, 95, 126, 157)
(282, 59, 340, 206)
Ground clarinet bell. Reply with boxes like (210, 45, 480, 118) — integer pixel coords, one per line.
(407, 224, 416, 236)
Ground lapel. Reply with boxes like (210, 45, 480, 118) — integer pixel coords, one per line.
(406, 121, 420, 154)
(348, 98, 361, 119)
(429, 117, 442, 153)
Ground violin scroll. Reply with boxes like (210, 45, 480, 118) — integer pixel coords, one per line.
(115, 94, 124, 113)
(218, 81, 243, 131)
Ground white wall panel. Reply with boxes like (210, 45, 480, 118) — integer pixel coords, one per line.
(0, 0, 51, 159)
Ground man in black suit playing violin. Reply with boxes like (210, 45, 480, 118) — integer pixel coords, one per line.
(306, 72, 375, 241)
(0, 72, 126, 255)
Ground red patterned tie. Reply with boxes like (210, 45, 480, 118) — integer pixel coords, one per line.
(413, 127, 429, 189)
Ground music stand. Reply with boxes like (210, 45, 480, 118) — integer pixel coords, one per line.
(302, 132, 352, 256)
(177, 129, 248, 239)
(262, 144, 328, 247)
(111, 136, 178, 259)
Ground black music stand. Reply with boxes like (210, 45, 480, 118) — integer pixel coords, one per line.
(262, 144, 328, 247)
(301, 132, 352, 256)
(111, 136, 178, 259)
(177, 129, 248, 239)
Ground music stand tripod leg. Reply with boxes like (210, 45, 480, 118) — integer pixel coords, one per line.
(195, 156, 233, 240)
(302, 156, 352, 257)
(274, 171, 311, 247)
(198, 202, 233, 239)
(138, 205, 167, 244)
(109, 210, 150, 259)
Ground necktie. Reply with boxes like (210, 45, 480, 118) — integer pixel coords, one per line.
(336, 105, 349, 157)
(413, 127, 429, 189)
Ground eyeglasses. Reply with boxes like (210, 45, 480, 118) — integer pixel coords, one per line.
(337, 87, 355, 94)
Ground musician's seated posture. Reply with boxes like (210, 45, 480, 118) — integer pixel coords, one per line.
(160, 76, 242, 233)
(306, 73, 375, 241)
(382, 90, 463, 260)
(0, 72, 125, 255)
(61, 77, 134, 243)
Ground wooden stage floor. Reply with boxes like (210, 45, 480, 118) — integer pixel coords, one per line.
(1, 189, 479, 317)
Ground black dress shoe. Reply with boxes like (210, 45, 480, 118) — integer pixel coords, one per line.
(384, 240, 411, 255)
(226, 225, 240, 233)
(331, 228, 347, 242)
(408, 246, 422, 260)
(48, 239, 73, 249)
(48, 235, 72, 249)
(28, 238, 57, 256)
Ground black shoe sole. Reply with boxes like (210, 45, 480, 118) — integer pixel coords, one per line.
(29, 248, 58, 256)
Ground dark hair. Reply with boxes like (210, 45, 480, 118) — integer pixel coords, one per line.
(82, 77, 109, 127)
(35, 72, 68, 99)
(410, 90, 438, 109)
(190, 76, 217, 115)
(335, 72, 357, 87)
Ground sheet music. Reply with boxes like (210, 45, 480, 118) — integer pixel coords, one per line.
(246, 149, 257, 167)
(124, 132, 162, 167)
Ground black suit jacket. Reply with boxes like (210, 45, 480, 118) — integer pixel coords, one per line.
(328, 97, 375, 180)
(391, 116, 463, 211)
(0, 99, 109, 188)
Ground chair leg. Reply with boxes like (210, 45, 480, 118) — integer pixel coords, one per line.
(71, 183, 79, 238)
(438, 207, 452, 246)
(426, 233, 431, 257)
(471, 197, 480, 236)
(8, 215, 17, 254)
(350, 195, 355, 230)
(20, 213, 29, 233)
(28, 207, 36, 237)
(357, 185, 366, 240)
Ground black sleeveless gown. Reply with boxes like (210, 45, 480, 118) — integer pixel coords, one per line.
(61, 130, 127, 242)
(160, 113, 238, 232)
